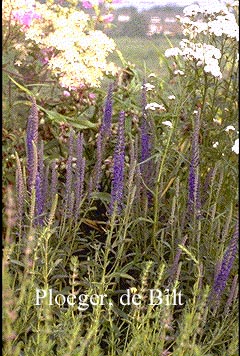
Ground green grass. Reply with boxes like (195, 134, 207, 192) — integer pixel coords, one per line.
(109, 36, 180, 77)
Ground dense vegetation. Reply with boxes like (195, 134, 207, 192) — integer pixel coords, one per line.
(3, 1, 239, 355)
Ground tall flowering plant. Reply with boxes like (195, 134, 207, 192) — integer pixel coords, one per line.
(2, 0, 120, 96)
(165, 1, 239, 160)
(109, 111, 125, 215)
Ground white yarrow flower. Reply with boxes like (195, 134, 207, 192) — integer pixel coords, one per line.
(174, 69, 184, 75)
(168, 95, 176, 100)
(162, 120, 173, 128)
(183, 4, 201, 17)
(165, 47, 182, 58)
(232, 138, 239, 154)
(225, 125, 236, 132)
(142, 83, 155, 91)
(213, 141, 219, 148)
(145, 102, 166, 111)
(204, 63, 222, 78)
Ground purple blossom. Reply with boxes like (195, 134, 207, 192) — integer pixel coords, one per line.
(33, 140, 46, 225)
(109, 111, 125, 215)
(26, 97, 39, 192)
(101, 83, 113, 137)
(188, 110, 201, 218)
(210, 220, 239, 304)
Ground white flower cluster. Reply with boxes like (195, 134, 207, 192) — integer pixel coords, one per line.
(141, 83, 155, 91)
(165, 40, 222, 78)
(165, 1, 239, 79)
(3, 0, 118, 90)
(181, 2, 239, 41)
(145, 102, 166, 111)
(232, 138, 239, 154)
(181, 8, 239, 41)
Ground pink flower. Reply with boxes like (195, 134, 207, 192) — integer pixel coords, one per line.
(63, 90, 71, 97)
(89, 93, 96, 99)
(82, 1, 93, 8)
(39, 48, 54, 65)
(13, 10, 41, 28)
(81, 0, 104, 9)
(102, 14, 114, 23)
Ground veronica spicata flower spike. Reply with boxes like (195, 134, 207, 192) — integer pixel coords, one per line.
(33, 140, 45, 225)
(102, 83, 113, 137)
(110, 111, 125, 215)
(210, 220, 239, 304)
(188, 109, 201, 218)
(26, 97, 39, 192)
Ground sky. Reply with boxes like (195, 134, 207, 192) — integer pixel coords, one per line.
(112, 0, 224, 11)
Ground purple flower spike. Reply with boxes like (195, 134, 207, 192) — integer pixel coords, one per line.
(210, 220, 239, 304)
(101, 83, 113, 137)
(110, 111, 125, 215)
(188, 110, 201, 218)
(26, 97, 39, 192)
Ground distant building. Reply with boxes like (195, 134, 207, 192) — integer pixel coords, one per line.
(147, 16, 162, 36)
(164, 17, 176, 23)
(118, 15, 130, 22)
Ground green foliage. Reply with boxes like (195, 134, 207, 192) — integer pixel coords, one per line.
(2, 2, 239, 356)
